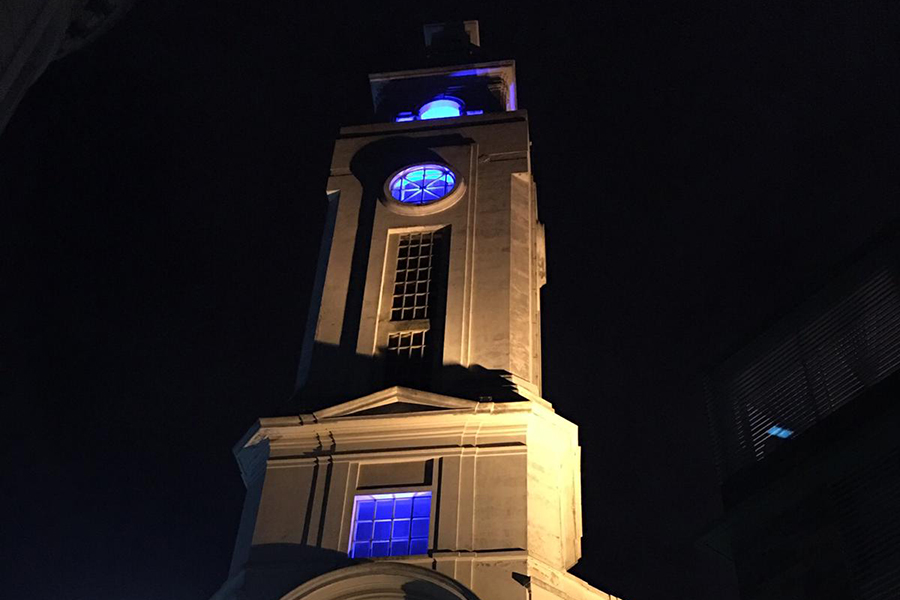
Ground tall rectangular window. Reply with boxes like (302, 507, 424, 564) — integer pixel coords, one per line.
(381, 228, 448, 389)
(348, 491, 432, 558)
(391, 231, 437, 322)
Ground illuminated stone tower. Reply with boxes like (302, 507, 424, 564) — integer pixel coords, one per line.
(212, 22, 622, 600)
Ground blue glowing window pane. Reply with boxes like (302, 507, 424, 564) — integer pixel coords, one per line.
(413, 496, 431, 517)
(391, 541, 409, 555)
(349, 492, 432, 558)
(394, 498, 412, 518)
(356, 500, 375, 521)
(411, 518, 429, 538)
(372, 541, 390, 557)
(392, 519, 410, 538)
(409, 538, 429, 555)
(419, 98, 462, 120)
(373, 521, 391, 540)
(355, 521, 373, 540)
(767, 425, 794, 439)
(375, 500, 393, 519)
(389, 165, 457, 205)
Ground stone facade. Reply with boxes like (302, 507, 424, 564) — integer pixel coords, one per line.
(296, 108, 546, 406)
(216, 389, 620, 600)
(213, 22, 622, 600)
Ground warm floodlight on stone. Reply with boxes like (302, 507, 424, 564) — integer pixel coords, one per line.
(213, 19, 624, 600)
(349, 491, 432, 558)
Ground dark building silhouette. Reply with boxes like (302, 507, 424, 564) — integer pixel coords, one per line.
(0, 0, 133, 135)
(702, 230, 900, 600)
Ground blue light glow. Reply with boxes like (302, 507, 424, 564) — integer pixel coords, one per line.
(448, 69, 479, 77)
(418, 98, 462, 120)
(349, 492, 432, 558)
(389, 164, 456, 205)
(395, 112, 415, 123)
(466, 110, 483, 116)
(767, 425, 794, 439)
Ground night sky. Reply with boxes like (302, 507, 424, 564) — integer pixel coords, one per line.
(4, 1, 900, 599)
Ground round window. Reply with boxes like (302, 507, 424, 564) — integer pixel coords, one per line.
(388, 164, 458, 206)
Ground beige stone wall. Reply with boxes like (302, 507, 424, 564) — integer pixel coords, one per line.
(221, 391, 621, 600)
(250, 405, 532, 555)
(216, 50, 617, 600)
(239, 391, 576, 562)
(299, 112, 545, 403)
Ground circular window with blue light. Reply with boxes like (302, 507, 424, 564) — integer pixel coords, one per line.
(388, 163, 460, 208)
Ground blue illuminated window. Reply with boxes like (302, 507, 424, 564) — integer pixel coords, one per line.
(349, 491, 432, 558)
(389, 164, 457, 205)
(394, 97, 485, 122)
(418, 98, 462, 120)
(767, 425, 794, 439)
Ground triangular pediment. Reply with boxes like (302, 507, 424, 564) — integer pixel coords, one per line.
(311, 386, 478, 421)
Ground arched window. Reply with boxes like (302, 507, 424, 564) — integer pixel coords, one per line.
(418, 98, 462, 120)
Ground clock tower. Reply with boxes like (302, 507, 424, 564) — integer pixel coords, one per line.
(212, 22, 623, 600)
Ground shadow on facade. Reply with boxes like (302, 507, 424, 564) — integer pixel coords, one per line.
(231, 545, 353, 600)
(292, 342, 528, 412)
(228, 545, 486, 600)
(350, 136, 475, 188)
(293, 134, 517, 412)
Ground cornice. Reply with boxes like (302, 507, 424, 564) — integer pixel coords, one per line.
(368, 59, 516, 83)
(237, 387, 573, 458)
(526, 556, 624, 600)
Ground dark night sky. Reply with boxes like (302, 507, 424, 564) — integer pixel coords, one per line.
(4, 1, 900, 599)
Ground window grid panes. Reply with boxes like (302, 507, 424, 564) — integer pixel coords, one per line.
(391, 231, 436, 322)
(349, 492, 432, 559)
(386, 330, 429, 359)
(389, 164, 456, 205)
